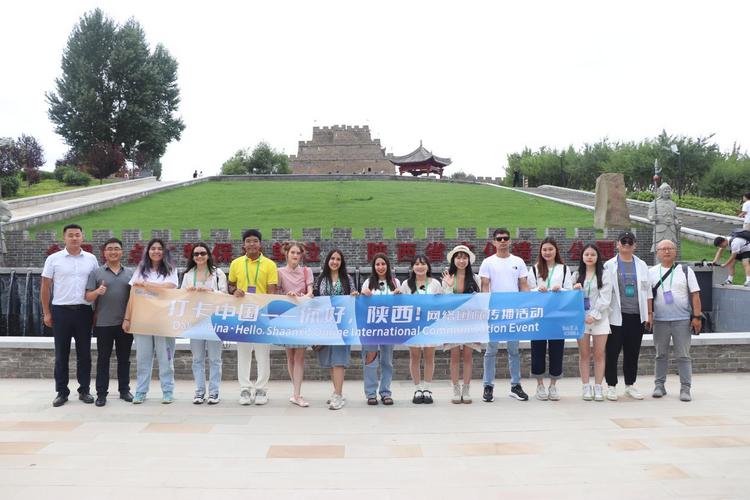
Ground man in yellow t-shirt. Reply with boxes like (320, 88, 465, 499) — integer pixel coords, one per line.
(228, 229, 278, 406)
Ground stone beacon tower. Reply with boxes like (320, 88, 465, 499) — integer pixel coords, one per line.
(289, 125, 396, 174)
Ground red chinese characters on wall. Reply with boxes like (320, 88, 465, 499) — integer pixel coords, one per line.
(424, 242, 446, 262)
(367, 242, 388, 262)
(128, 243, 144, 264)
(183, 244, 194, 260)
(304, 242, 320, 263)
(568, 240, 584, 262)
(212, 243, 234, 264)
(46, 244, 61, 256)
(483, 241, 494, 257)
(595, 240, 616, 260)
(397, 242, 416, 262)
(511, 241, 532, 263)
(271, 242, 285, 262)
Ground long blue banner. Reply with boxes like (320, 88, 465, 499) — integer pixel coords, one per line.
(131, 288, 585, 344)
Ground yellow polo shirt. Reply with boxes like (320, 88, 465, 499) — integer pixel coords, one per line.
(228, 253, 278, 293)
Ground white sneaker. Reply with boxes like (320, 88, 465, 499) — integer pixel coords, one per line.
(548, 385, 560, 401)
(722, 278, 733, 285)
(193, 392, 205, 405)
(207, 394, 220, 405)
(254, 389, 268, 405)
(582, 384, 592, 401)
(239, 389, 254, 405)
(535, 384, 548, 401)
(625, 385, 644, 400)
(606, 385, 618, 401)
(593, 384, 604, 402)
(328, 393, 345, 410)
(461, 383, 472, 404)
(451, 384, 462, 404)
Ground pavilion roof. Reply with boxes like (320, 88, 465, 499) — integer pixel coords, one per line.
(389, 142, 451, 167)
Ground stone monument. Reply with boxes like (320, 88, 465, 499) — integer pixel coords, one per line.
(0, 199, 11, 266)
(594, 173, 630, 230)
(648, 182, 681, 252)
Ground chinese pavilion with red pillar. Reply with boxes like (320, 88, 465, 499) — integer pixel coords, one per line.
(389, 141, 451, 178)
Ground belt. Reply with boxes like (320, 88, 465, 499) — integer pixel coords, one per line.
(54, 304, 91, 310)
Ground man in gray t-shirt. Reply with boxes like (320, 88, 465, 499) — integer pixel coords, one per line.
(85, 238, 134, 406)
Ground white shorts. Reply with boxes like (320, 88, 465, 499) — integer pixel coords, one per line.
(584, 316, 610, 336)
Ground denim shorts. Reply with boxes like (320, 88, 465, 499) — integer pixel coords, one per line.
(317, 345, 351, 368)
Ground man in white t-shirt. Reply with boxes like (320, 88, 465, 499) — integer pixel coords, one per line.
(740, 192, 750, 230)
(712, 233, 750, 287)
(479, 228, 530, 402)
(649, 239, 702, 402)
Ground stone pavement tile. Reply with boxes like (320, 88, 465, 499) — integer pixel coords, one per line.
(0, 441, 49, 454)
(142, 423, 213, 434)
(662, 435, 750, 448)
(673, 415, 735, 426)
(643, 463, 691, 480)
(609, 439, 649, 451)
(344, 445, 423, 458)
(611, 417, 664, 429)
(266, 445, 345, 459)
(420, 441, 541, 457)
(8, 421, 82, 432)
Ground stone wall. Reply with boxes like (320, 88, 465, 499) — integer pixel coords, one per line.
(1, 337, 747, 381)
(3, 227, 655, 269)
(289, 125, 396, 175)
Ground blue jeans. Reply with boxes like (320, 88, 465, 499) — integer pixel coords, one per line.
(134, 334, 175, 395)
(483, 341, 521, 387)
(190, 339, 223, 396)
(362, 344, 394, 398)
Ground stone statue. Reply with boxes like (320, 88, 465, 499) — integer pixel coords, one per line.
(0, 199, 11, 266)
(648, 183, 681, 252)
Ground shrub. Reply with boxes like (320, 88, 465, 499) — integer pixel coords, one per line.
(62, 169, 92, 186)
(0, 175, 20, 197)
(699, 157, 750, 201)
(628, 191, 740, 216)
(39, 170, 55, 180)
(54, 164, 75, 182)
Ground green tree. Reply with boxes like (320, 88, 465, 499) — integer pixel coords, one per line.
(221, 142, 290, 175)
(46, 9, 184, 172)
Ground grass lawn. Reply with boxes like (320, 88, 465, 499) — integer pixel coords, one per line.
(29, 180, 601, 239)
(9, 178, 117, 199)
(27, 179, 742, 283)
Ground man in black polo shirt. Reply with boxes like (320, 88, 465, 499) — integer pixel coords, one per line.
(85, 238, 135, 406)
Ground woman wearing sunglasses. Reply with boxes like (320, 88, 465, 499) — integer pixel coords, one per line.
(180, 242, 228, 405)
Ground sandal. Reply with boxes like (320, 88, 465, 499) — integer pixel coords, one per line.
(422, 390, 434, 404)
(381, 395, 394, 406)
(412, 390, 424, 404)
(367, 396, 378, 405)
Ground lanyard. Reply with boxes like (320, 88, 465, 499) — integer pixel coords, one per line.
(585, 275, 593, 297)
(193, 268, 210, 288)
(244, 255, 262, 288)
(546, 264, 556, 288)
(617, 255, 637, 283)
(659, 264, 675, 291)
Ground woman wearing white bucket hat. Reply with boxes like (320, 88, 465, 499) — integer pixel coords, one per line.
(441, 245, 482, 404)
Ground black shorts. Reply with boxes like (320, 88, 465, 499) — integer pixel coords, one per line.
(738, 251, 750, 261)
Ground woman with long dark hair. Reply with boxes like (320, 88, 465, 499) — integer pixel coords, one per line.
(180, 242, 228, 405)
(313, 249, 358, 410)
(123, 238, 179, 404)
(399, 254, 442, 404)
(527, 237, 572, 401)
(573, 243, 613, 402)
(360, 253, 401, 406)
(441, 245, 481, 404)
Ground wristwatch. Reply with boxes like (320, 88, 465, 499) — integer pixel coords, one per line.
(691, 314, 702, 320)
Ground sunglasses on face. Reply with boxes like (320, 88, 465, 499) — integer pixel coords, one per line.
(193, 251, 208, 257)
(619, 238, 635, 246)
(495, 236, 510, 242)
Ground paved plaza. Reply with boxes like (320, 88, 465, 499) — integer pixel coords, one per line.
(1, 374, 748, 499)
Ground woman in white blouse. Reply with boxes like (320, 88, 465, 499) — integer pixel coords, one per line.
(527, 237, 573, 401)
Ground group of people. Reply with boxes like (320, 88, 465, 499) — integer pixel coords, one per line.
(41, 224, 704, 410)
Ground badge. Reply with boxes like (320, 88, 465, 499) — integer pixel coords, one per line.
(625, 283, 635, 297)
(583, 297, 591, 311)
(247, 286, 257, 294)
(663, 290, 674, 304)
